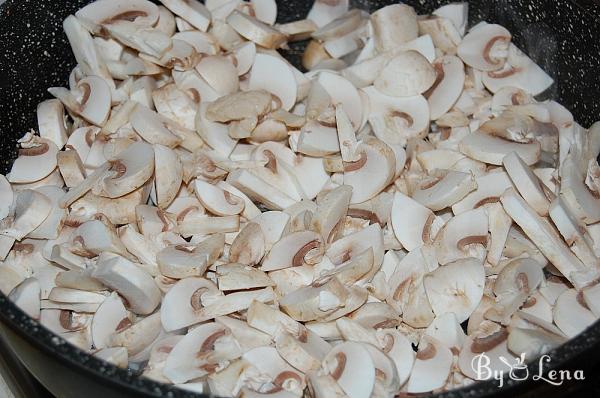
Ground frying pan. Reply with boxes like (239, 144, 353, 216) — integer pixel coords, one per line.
(1, 0, 600, 397)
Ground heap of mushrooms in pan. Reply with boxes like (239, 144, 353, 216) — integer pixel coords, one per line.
(2, 0, 600, 395)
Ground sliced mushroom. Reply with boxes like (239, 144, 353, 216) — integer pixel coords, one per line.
(426, 55, 466, 120)
(163, 322, 242, 384)
(501, 188, 585, 287)
(91, 292, 130, 350)
(92, 253, 161, 315)
(241, 346, 306, 396)
(374, 51, 436, 97)
(321, 341, 375, 398)
(227, 10, 287, 49)
(9, 277, 41, 320)
(553, 288, 597, 338)
(217, 263, 274, 291)
(406, 335, 453, 394)
(391, 192, 444, 251)
(413, 169, 477, 211)
(371, 4, 418, 52)
(460, 130, 541, 166)
(434, 208, 488, 265)
(157, 234, 224, 279)
(8, 136, 59, 184)
(452, 171, 513, 214)
(482, 43, 554, 95)
(1, 189, 52, 241)
(457, 23, 511, 71)
(261, 230, 323, 271)
(279, 276, 348, 322)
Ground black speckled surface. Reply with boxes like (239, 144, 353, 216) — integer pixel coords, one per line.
(1, 1, 600, 397)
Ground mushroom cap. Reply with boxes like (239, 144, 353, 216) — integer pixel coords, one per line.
(322, 341, 375, 398)
(457, 23, 511, 71)
(424, 257, 485, 323)
(374, 51, 437, 97)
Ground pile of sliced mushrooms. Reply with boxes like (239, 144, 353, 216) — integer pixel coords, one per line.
(1, 0, 600, 395)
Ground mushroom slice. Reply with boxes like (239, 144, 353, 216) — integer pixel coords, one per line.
(241, 346, 306, 396)
(91, 254, 159, 315)
(412, 170, 477, 211)
(297, 121, 340, 157)
(37, 99, 68, 149)
(279, 276, 349, 322)
(310, 185, 352, 244)
(326, 223, 384, 267)
(229, 222, 265, 266)
(160, 277, 222, 331)
(370, 4, 418, 52)
(321, 341, 375, 398)
(251, 211, 290, 249)
(486, 202, 512, 266)
(276, 19, 317, 41)
(317, 72, 362, 131)
(559, 153, 600, 224)
(9, 278, 41, 320)
(452, 171, 513, 214)
(249, 54, 297, 111)
(0, 175, 13, 221)
(196, 55, 239, 95)
(119, 224, 160, 270)
(107, 311, 162, 359)
(8, 136, 59, 184)
(374, 329, 414, 388)
(335, 105, 360, 163)
(193, 179, 245, 216)
(91, 292, 129, 350)
(458, 321, 517, 380)
(418, 16, 461, 54)
(57, 150, 86, 188)
(307, 0, 349, 28)
(57, 76, 112, 126)
(28, 186, 67, 240)
(406, 335, 453, 394)
(457, 24, 511, 71)
(553, 288, 597, 338)
(335, 317, 379, 347)
(56, 268, 104, 291)
(48, 287, 107, 306)
(424, 312, 466, 354)
(215, 316, 272, 353)
(363, 86, 430, 146)
(343, 137, 396, 204)
(195, 103, 238, 158)
(311, 9, 365, 41)
(206, 90, 272, 124)
(1, 189, 51, 241)
(94, 141, 155, 198)
(72, 219, 129, 258)
(247, 300, 305, 338)
(501, 188, 586, 287)
(434, 208, 488, 265)
(391, 192, 445, 251)
(426, 55, 466, 120)
(275, 327, 331, 373)
(459, 130, 541, 166)
(75, 0, 159, 32)
(374, 51, 436, 97)
(503, 151, 553, 216)
(136, 204, 176, 237)
(507, 326, 566, 359)
(130, 105, 182, 148)
(153, 144, 183, 209)
(217, 263, 274, 291)
(194, 287, 276, 324)
(227, 11, 286, 49)
(485, 258, 544, 324)
(159, 0, 211, 31)
(94, 347, 129, 368)
(226, 169, 296, 211)
(307, 371, 347, 398)
(482, 43, 554, 95)
(550, 198, 599, 269)
(424, 257, 485, 322)
(157, 235, 224, 279)
(261, 230, 323, 271)
(164, 322, 242, 384)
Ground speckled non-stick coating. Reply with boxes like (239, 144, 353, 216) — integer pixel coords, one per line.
(1, 1, 600, 397)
